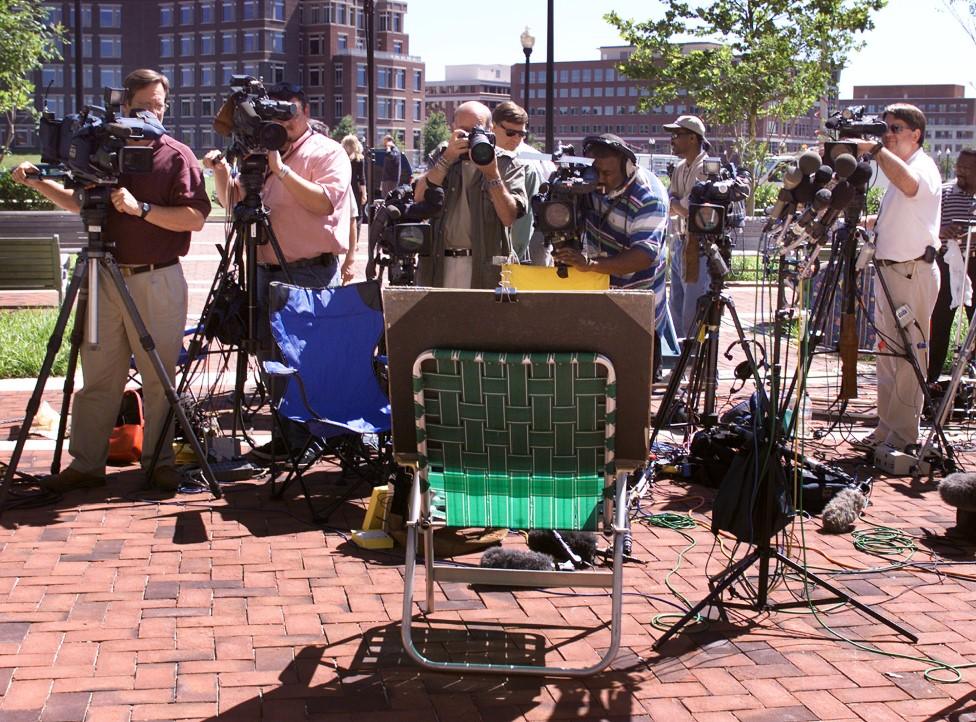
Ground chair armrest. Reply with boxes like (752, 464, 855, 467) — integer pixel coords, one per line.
(262, 361, 297, 377)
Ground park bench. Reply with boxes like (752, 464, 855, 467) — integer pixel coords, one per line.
(0, 235, 68, 304)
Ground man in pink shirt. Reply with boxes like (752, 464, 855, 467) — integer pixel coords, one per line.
(204, 81, 352, 459)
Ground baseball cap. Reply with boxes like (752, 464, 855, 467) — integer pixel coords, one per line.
(664, 115, 710, 149)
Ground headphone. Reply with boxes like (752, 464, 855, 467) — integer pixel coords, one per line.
(582, 134, 637, 179)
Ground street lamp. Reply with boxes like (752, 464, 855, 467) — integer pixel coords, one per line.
(520, 27, 535, 126)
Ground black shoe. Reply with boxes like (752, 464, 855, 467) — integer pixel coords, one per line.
(248, 438, 290, 461)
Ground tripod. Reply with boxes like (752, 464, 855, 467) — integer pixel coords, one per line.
(650, 239, 766, 447)
(0, 187, 221, 508)
(145, 153, 293, 478)
(653, 249, 918, 650)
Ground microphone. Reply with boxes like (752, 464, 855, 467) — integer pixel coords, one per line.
(763, 188, 796, 231)
(798, 150, 822, 175)
(480, 547, 555, 570)
(812, 164, 833, 190)
(848, 161, 873, 189)
(821, 487, 868, 534)
(794, 188, 832, 229)
(782, 166, 804, 190)
(833, 153, 858, 180)
(792, 177, 815, 207)
(812, 181, 855, 238)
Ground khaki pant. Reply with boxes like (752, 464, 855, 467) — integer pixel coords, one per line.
(69, 262, 188, 474)
(874, 260, 940, 449)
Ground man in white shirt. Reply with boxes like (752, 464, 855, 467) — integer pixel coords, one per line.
(854, 103, 942, 452)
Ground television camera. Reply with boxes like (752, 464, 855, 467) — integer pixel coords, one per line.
(531, 145, 599, 276)
(37, 87, 164, 187)
(687, 158, 751, 280)
(366, 183, 445, 286)
(824, 105, 888, 166)
(213, 75, 296, 161)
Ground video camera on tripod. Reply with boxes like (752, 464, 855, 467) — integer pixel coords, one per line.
(531, 145, 599, 276)
(37, 87, 164, 187)
(213, 75, 297, 162)
(366, 183, 445, 286)
(687, 158, 751, 279)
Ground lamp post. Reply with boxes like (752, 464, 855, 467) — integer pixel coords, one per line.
(545, 0, 554, 152)
(520, 27, 534, 125)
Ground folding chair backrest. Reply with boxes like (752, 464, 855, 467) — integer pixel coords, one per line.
(269, 281, 390, 436)
(413, 349, 615, 531)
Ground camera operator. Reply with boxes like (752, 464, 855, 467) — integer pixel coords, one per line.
(414, 101, 527, 289)
(11, 68, 211, 493)
(927, 148, 976, 384)
(552, 133, 669, 370)
(203, 80, 352, 461)
(849, 103, 942, 454)
(380, 135, 401, 198)
(664, 115, 711, 336)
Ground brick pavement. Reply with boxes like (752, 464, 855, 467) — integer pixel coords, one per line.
(0, 224, 975, 720)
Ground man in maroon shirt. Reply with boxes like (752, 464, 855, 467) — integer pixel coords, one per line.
(12, 69, 211, 493)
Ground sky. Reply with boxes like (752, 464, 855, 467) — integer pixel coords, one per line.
(407, 0, 975, 97)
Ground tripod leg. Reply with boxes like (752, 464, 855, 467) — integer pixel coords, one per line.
(51, 284, 88, 474)
(0, 257, 87, 509)
(101, 261, 222, 498)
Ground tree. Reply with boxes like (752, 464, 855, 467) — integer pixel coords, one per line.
(0, 2, 64, 161)
(607, 0, 885, 209)
(422, 110, 450, 157)
(330, 114, 357, 142)
(942, 1, 976, 89)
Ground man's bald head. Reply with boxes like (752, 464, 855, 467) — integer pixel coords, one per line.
(453, 101, 492, 132)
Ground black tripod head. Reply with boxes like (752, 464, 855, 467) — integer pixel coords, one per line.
(233, 152, 272, 228)
(73, 185, 116, 256)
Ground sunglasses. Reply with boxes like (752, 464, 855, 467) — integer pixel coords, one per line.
(886, 123, 910, 134)
(671, 130, 695, 138)
(501, 127, 527, 138)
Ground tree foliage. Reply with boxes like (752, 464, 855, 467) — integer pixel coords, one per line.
(422, 111, 450, 157)
(0, 1, 64, 157)
(330, 114, 357, 142)
(606, 0, 886, 179)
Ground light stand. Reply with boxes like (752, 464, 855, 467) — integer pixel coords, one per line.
(520, 27, 534, 123)
(0, 186, 221, 508)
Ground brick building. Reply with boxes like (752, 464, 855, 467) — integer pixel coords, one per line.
(425, 64, 511, 122)
(18, 0, 425, 153)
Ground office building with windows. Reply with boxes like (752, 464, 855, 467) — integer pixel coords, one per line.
(425, 65, 511, 121)
(17, 0, 424, 153)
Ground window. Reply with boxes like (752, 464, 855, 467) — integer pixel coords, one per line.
(413, 100, 421, 121)
(83, 35, 93, 57)
(571, 88, 579, 98)
(308, 35, 323, 55)
(571, 69, 580, 83)
(357, 95, 367, 118)
(201, 97, 215, 116)
(270, 64, 285, 82)
(308, 66, 323, 87)
(338, 34, 348, 49)
(99, 36, 121, 59)
(268, 30, 284, 53)
(356, 63, 366, 87)
(200, 33, 215, 55)
(395, 99, 405, 120)
(242, 63, 259, 77)
(200, 2, 215, 23)
(559, 70, 568, 82)
(334, 63, 343, 86)
(41, 65, 64, 87)
(200, 64, 215, 86)
(268, 0, 285, 21)
(607, 68, 616, 81)
(179, 3, 193, 24)
(309, 98, 324, 117)
(582, 68, 591, 82)
(221, 64, 238, 84)
(222, 31, 236, 54)
(221, 0, 236, 22)
(335, 95, 343, 118)
(182, 128, 196, 147)
(180, 34, 194, 55)
(393, 40, 403, 54)
(243, 0, 259, 20)
(559, 88, 568, 98)
(100, 4, 122, 28)
(335, 2, 347, 24)
(201, 129, 216, 148)
(395, 69, 405, 89)
(413, 70, 422, 91)
(160, 35, 174, 57)
(377, 67, 390, 88)
(181, 97, 194, 117)
(243, 31, 259, 52)
(180, 65, 194, 87)
(594, 68, 603, 82)
(100, 66, 122, 88)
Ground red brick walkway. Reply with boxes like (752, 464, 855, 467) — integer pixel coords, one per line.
(0, 224, 975, 720)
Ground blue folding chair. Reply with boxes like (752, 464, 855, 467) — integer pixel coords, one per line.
(263, 280, 393, 522)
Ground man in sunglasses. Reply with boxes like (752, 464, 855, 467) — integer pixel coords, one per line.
(664, 114, 712, 336)
(12, 68, 211, 493)
(415, 100, 526, 289)
(491, 101, 554, 263)
(850, 103, 942, 455)
(204, 80, 352, 461)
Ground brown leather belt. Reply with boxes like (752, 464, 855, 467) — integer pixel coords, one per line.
(259, 252, 337, 272)
(118, 258, 179, 277)
(444, 248, 473, 257)
(876, 254, 933, 267)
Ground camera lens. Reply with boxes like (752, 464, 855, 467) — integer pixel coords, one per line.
(259, 122, 288, 151)
(469, 140, 495, 166)
(543, 201, 574, 230)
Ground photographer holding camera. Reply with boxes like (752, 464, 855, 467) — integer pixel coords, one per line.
(414, 101, 526, 289)
(11, 68, 211, 493)
(664, 115, 712, 336)
(849, 103, 942, 454)
(204, 81, 352, 461)
(552, 134, 669, 364)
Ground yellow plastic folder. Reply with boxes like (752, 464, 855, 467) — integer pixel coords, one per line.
(502, 264, 610, 291)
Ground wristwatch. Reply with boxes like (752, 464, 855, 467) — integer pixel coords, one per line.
(139, 201, 151, 219)
(868, 141, 884, 158)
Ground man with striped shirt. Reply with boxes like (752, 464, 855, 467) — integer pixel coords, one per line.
(927, 148, 976, 383)
(552, 134, 669, 371)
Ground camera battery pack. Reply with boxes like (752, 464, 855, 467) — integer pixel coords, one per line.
(874, 447, 928, 476)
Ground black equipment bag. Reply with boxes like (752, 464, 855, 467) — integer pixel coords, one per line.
(711, 448, 791, 544)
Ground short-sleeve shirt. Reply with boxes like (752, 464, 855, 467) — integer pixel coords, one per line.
(875, 147, 942, 261)
(108, 135, 211, 265)
(582, 168, 669, 289)
(259, 128, 352, 263)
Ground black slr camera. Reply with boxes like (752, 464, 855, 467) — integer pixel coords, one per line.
(366, 184, 445, 286)
(460, 125, 497, 165)
(531, 145, 599, 273)
(215, 75, 296, 159)
(38, 87, 163, 186)
(688, 158, 751, 278)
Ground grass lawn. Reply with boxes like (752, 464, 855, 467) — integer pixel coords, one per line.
(0, 153, 41, 171)
(0, 308, 73, 379)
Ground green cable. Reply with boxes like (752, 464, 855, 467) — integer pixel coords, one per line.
(643, 511, 708, 632)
